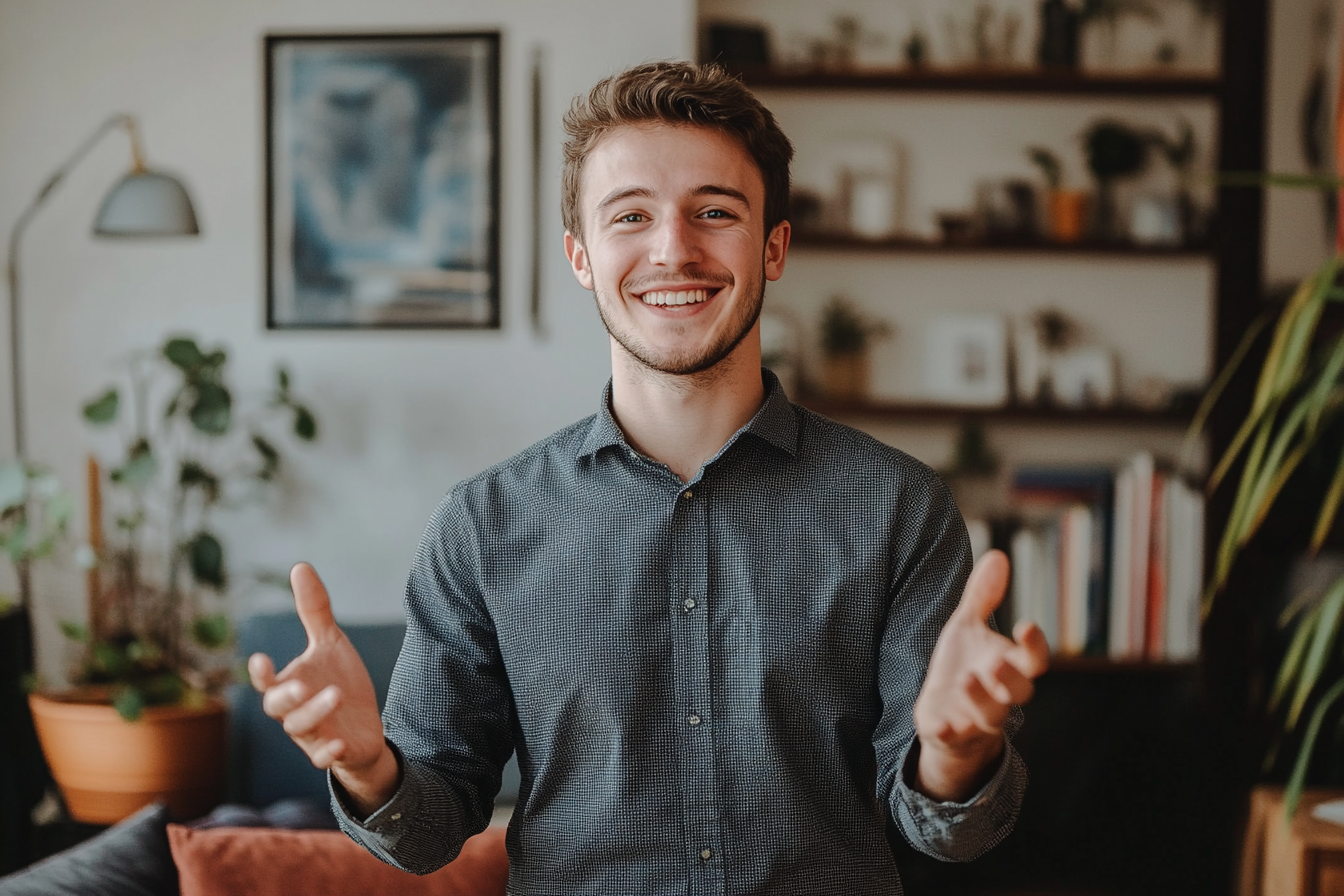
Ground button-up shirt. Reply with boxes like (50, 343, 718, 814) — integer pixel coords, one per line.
(337, 371, 1026, 895)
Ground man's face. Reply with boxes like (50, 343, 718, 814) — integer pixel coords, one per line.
(565, 123, 789, 377)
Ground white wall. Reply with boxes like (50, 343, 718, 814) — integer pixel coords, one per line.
(0, 0, 694, 678)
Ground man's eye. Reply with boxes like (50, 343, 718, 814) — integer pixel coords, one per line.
(617, 213, 645, 223)
(701, 209, 732, 219)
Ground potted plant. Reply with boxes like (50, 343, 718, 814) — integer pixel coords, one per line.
(27, 335, 318, 824)
(1027, 145, 1089, 244)
(1081, 118, 1149, 242)
(1144, 119, 1201, 244)
(817, 295, 891, 400)
(1187, 253, 1344, 817)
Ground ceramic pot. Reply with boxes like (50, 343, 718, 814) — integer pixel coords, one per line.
(28, 692, 227, 824)
(1047, 189, 1089, 244)
(822, 352, 870, 400)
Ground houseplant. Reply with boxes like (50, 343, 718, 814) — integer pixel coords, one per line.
(1081, 119, 1149, 241)
(1187, 253, 1344, 817)
(28, 334, 318, 823)
(1027, 145, 1089, 244)
(817, 294, 890, 400)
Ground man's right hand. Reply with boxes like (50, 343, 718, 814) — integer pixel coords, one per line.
(248, 562, 401, 817)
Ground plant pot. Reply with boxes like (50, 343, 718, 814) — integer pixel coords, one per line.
(1047, 189, 1089, 243)
(28, 692, 227, 824)
(822, 352, 870, 400)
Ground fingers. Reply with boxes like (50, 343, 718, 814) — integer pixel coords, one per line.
(1009, 620, 1051, 678)
(955, 549, 1010, 623)
(281, 685, 342, 738)
(291, 562, 340, 646)
(976, 655, 1036, 706)
(248, 653, 277, 693)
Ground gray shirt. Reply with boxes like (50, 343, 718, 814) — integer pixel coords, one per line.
(336, 370, 1026, 895)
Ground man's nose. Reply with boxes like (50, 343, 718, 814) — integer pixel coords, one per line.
(647, 216, 702, 267)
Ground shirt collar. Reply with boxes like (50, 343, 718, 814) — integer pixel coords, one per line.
(577, 369, 800, 460)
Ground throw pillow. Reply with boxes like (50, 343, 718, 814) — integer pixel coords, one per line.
(167, 824, 508, 896)
(0, 803, 177, 896)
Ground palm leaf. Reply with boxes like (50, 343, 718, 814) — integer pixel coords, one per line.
(1310, 450, 1344, 551)
(1182, 309, 1274, 473)
(1284, 676, 1344, 820)
(1269, 598, 1323, 713)
(1287, 582, 1344, 727)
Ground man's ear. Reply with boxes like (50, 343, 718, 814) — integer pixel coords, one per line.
(565, 231, 595, 290)
(764, 220, 791, 282)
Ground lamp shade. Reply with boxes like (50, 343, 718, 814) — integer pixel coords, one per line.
(93, 170, 199, 237)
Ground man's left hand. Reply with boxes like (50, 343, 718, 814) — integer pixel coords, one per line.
(912, 548, 1049, 802)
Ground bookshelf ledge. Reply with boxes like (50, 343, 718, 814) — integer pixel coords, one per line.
(797, 396, 1195, 426)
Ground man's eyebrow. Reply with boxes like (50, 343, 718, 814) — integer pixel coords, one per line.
(595, 184, 753, 213)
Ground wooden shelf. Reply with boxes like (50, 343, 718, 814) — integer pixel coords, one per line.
(1046, 656, 1198, 674)
(790, 231, 1214, 257)
(728, 65, 1223, 97)
(798, 395, 1195, 426)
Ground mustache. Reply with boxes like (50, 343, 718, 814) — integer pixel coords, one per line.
(622, 270, 734, 292)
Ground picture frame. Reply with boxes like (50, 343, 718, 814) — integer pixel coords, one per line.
(265, 32, 500, 329)
(922, 314, 1009, 406)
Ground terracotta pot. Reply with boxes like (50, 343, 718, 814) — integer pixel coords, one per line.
(28, 692, 227, 824)
(822, 352, 870, 400)
(1048, 188, 1090, 244)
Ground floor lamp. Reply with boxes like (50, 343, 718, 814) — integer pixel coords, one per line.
(4, 113, 200, 634)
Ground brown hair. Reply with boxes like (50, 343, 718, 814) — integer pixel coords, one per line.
(561, 61, 793, 242)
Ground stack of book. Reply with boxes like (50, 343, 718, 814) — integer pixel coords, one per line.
(1005, 452, 1203, 661)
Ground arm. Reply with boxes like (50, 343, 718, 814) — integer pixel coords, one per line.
(874, 488, 1048, 862)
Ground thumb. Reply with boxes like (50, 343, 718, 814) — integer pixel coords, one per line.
(290, 562, 339, 646)
(956, 548, 1010, 623)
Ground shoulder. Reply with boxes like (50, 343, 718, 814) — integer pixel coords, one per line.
(791, 404, 951, 500)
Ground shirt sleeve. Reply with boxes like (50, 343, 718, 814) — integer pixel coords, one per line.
(872, 472, 1027, 862)
(332, 492, 515, 874)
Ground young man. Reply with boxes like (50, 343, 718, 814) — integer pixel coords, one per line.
(250, 61, 1049, 895)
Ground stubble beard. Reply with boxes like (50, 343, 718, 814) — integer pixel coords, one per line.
(592, 269, 766, 378)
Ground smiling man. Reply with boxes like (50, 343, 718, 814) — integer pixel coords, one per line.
(250, 61, 1049, 895)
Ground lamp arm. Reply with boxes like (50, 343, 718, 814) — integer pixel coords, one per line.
(5, 113, 137, 460)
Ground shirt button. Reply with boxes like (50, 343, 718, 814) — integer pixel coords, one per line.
(688, 714, 702, 727)
(682, 490, 693, 500)
(700, 848, 713, 861)
(683, 598, 697, 610)
(390, 813, 401, 821)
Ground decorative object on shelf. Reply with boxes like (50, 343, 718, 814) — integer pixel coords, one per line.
(1185, 252, 1344, 817)
(903, 28, 929, 67)
(1129, 194, 1182, 247)
(704, 22, 771, 69)
(1028, 145, 1090, 243)
(936, 210, 976, 245)
(1032, 307, 1079, 404)
(976, 178, 1039, 243)
(1050, 345, 1118, 408)
(265, 32, 501, 329)
(941, 419, 1002, 523)
(760, 311, 802, 397)
(1082, 118, 1149, 241)
(1077, 0, 1158, 69)
(1143, 118, 1201, 244)
(923, 313, 1009, 407)
(943, 3, 1022, 68)
(822, 137, 907, 238)
(1038, 0, 1082, 68)
(817, 295, 891, 399)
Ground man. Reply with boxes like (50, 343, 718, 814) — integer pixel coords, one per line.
(250, 61, 1049, 895)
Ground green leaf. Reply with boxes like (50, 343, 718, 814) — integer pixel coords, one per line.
(1285, 677, 1344, 819)
(186, 531, 226, 589)
(252, 435, 280, 480)
(179, 461, 221, 503)
(163, 337, 204, 371)
(82, 389, 119, 425)
(189, 383, 232, 435)
(58, 621, 89, 642)
(112, 686, 145, 722)
(203, 349, 227, 371)
(92, 641, 129, 678)
(293, 405, 317, 441)
(1287, 582, 1344, 726)
(1182, 309, 1274, 473)
(0, 462, 25, 511)
(111, 443, 157, 488)
(276, 367, 291, 394)
(1311, 450, 1344, 551)
(192, 613, 231, 649)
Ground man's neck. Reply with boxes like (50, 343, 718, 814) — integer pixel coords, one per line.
(609, 346, 766, 483)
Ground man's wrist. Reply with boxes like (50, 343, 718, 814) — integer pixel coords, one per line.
(332, 742, 402, 819)
(913, 734, 1005, 803)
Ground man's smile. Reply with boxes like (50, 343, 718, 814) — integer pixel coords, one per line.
(637, 287, 718, 307)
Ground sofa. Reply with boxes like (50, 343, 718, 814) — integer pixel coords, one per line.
(0, 613, 519, 896)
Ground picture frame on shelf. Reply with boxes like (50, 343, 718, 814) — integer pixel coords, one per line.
(923, 314, 1009, 406)
(265, 32, 501, 329)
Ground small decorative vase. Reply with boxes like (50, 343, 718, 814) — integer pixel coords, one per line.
(1048, 189, 1090, 243)
(28, 692, 227, 824)
(822, 352, 870, 400)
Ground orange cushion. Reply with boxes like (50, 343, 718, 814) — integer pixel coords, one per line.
(167, 823, 508, 896)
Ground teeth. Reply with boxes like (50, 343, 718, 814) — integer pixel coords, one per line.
(640, 289, 710, 307)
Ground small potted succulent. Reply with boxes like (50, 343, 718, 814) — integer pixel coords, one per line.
(817, 295, 891, 400)
(28, 335, 318, 824)
(1027, 145, 1089, 244)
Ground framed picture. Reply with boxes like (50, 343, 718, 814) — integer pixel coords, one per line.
(265, 32, 500, 329)
(922, 314, 1009, 406)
